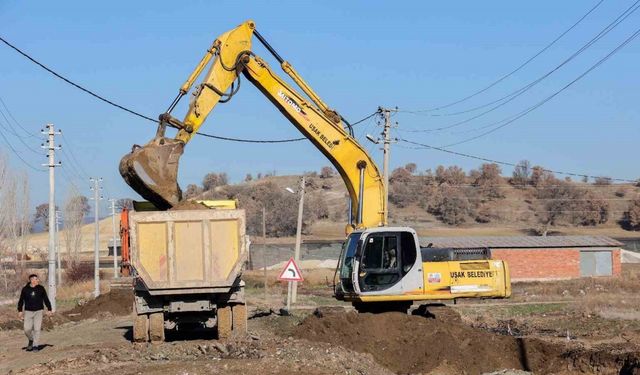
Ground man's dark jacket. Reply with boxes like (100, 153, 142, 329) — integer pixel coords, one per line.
(17, 284, 52, 312)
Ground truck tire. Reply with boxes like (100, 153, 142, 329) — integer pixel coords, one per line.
(133, 314, 149, 342)
(232, 303, 247, 336)
(149, 312, 165, 343)
(217, 305, 232, 339)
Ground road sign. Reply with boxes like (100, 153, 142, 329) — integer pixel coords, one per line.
(277, 257, 304, 282)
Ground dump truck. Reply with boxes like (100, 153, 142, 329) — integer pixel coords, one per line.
(125, 207, 248, 342)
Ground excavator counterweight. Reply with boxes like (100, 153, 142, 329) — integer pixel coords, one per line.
(119, 136, 184, 209)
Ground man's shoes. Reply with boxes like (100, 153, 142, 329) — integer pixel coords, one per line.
(31, 345, 40, 352)
(26, 340, 33, 351)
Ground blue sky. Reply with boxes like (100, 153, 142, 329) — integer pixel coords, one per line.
(1, 1, 638, 209)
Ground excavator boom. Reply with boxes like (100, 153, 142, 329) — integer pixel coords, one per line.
(120, 20, 386, 230)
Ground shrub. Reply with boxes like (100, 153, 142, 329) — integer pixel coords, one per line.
(435, 165, 466, 186)
(320, 166, 334, 179)
(593, 176, 612, 186)
(431, 188, 474, 225)
(624, 198, 640, 230)
(183, 184, 202, 199)
(66, 261, 94, 283)
(472, 163, 505, 199)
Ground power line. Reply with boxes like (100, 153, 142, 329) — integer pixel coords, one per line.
(0, 120, 44, 172)
(0, 110, 42, 154)
(400, 0, 640, 131)
(0, 35, 375, 144)
(397, 139, 637, 183)
(438, 25, 640, 148)
(0, 96, 40, 138)
(402, 0, 607, 113)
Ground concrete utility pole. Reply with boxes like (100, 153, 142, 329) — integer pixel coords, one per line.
(291, 176, 305, 304)
(262, 206, 267, 303)
(55, 210, 62, 286)
(367, 107, 398, 225)
(89, 177, 103, 297)
(109, 199, 118, 279)
(41, 124, 61, 311)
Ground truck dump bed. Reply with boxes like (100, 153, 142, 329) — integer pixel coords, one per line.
(130, 209, 247, 291)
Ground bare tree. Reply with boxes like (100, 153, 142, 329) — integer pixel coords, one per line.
(511, 160, 531, 188)
(202, 172, 229, 191)
(593, 176, 612, 186)
(183, 184, 202, 199)
(63, 189, 87, 263)
(115, 198, 133, 210)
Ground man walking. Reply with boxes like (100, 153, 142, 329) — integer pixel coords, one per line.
(17, 274, 53, 352)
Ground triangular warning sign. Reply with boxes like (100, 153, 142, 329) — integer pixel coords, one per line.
(277, 257, 304, 282)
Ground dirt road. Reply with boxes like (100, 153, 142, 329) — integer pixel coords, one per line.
(0, 311, 391, 375)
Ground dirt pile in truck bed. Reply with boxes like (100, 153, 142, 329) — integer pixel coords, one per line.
(293, 308, 640, 374)
(65, 289, 133, 321)
(168, 200, 207, 210)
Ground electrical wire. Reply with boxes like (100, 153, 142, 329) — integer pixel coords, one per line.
(400, 0, 640, 132)
(397, 139, 637, 183)
(0, 35, 376, 144)
(0, 111, 42, 154)
(437, 25, 640, 148)
(0, 122, 44, 172)
(0, 96, 40, 138)
(402, 0, 606, 113)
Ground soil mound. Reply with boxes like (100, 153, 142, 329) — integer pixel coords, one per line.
(169, 200, 207, 210)
(295, 309, 528, 374)
(293, 308, 640, 374)
(65, 289, 133, 320)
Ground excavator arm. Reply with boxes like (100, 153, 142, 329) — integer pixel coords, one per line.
(120, 20, 386, 231)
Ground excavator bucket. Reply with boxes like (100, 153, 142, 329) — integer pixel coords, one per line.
(119, 137, 184, 210)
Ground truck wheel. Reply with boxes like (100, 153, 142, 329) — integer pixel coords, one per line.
(149, 312, 165, 343)
(133, 314, 149, 342)
(232, 303, 247, 336)
(217, 305, 232, 340)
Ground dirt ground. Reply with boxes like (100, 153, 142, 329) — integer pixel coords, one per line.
(2, 267, 640, 374)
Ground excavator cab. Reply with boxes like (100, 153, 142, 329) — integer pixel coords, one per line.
(335, 227, 511, 312)
(119, 134, 184, 210)
(335, 228, 420, 299)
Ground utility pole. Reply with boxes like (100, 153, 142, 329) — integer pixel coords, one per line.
(262, 206, 267, 304)
(89, 177, 103, 297)
(55, 210, 62, 286)
(367, 107, 398, 225)
(41, 124, 61, 312)
(109, 199, 118, 279)
(291, 176, 305, 304)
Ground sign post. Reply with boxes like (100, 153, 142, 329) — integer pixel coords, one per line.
(277, 257, 304, 313)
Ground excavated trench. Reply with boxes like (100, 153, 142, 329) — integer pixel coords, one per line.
(291, 307, 640, 374)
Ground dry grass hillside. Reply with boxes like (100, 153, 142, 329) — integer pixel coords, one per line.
(26, 165, 640, 260)
(189, 164, 640, 240)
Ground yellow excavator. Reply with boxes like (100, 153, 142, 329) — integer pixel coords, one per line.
(120, 20, 510, 312)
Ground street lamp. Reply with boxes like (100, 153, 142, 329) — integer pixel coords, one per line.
(284, 176, 305, 305)
(366, 134, 380, 144)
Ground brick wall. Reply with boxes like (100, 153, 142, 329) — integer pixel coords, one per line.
(612, 249, 622, 276)
(491, 248, 580, 281)
(492, 247, 622, 281)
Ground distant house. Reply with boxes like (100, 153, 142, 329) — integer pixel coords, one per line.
(422, 236, 622, 281)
